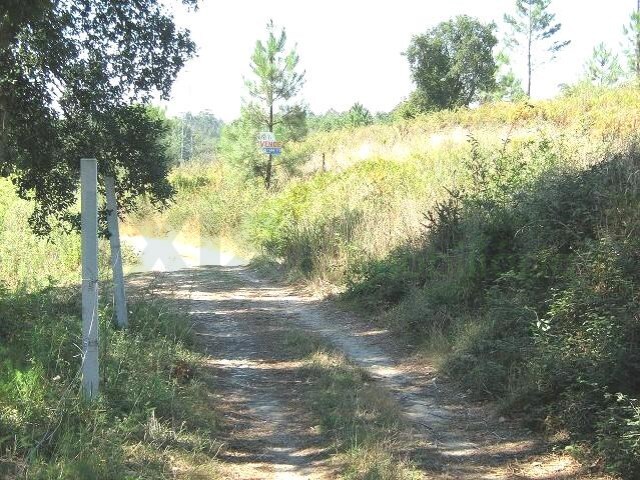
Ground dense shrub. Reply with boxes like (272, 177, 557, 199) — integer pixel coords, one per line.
(344, 137, 640, 475)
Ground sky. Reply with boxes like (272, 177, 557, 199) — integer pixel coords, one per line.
(161, 0, 635, 122)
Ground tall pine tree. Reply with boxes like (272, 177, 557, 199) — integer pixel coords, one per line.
(504, 0, 570, 96)
(244, 20, 306, 188)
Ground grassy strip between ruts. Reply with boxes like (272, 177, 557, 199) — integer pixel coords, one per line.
(0, 285, 224, 479)
(282, 330, 423, 480)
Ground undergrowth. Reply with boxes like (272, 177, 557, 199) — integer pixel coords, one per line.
(343, 136, 640, 477)
(0, 287, 222, 479)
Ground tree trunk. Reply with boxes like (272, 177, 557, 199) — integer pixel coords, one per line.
(0, 27, 12, 172)
(0, 94, 8, 173)
(265, 102, 274, 189)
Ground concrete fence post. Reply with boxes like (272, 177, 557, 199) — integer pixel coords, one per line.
(81, 158, 99, 400)
(105, 176, 128, 329)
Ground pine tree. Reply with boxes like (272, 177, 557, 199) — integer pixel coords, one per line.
(504, 0, 570, 96)
(584, 43, 623, 87)
(623, 0, 640, 80)
(244, 20, 306, 188)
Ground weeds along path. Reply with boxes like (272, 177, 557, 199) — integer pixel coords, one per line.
(131, 265, 603, 480)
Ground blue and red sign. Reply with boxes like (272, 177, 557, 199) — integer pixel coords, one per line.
(257, 132, 282, 156)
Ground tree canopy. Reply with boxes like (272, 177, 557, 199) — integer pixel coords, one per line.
(167, 112, 224, 165)
(0, 0, 196, 233)
(623, 2, 640, 80)
(405, 15, 498, 111)
(488, 51, 526, 102)
(307, 103, 374, 132)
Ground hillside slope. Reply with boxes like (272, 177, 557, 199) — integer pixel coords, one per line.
(143, 85, 640, 477)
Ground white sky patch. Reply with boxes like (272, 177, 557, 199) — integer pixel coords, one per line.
(160, 0, 635, 121)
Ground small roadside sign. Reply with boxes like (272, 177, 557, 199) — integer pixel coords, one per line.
(257, 132, 282, 156)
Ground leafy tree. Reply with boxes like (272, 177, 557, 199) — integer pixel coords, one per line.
(243, 20, 306, 188)
(307, 104, 375, 132)
(393, 90, 434, 120)
(373, 111, 393, 125)
(0, 0, 196, 233)
(218, 112, 260, 177)
(307, 110, 343, 132)
(493, 51, 526, 101)
(623, 1, 640, 80)
(60, 105, 175, 229)
(405, 15, 498, 111)
(504, 0, 570, 96)
(584, 43, 623, 87)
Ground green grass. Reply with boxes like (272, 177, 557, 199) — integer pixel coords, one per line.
(0, 289, 223, 478)
(0, 178, 223, 478)
(283, 331, 422, 480)
(0, 179, 83, 290)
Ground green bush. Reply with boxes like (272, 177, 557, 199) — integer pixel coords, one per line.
(596, 393, 640, 477)
(343, 137, 640, 475)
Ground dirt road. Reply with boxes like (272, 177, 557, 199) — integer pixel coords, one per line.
(132, 265, 603, 480)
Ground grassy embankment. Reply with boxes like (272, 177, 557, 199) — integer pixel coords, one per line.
(151, 85, 640, 477)
(0, 179, 223, 478)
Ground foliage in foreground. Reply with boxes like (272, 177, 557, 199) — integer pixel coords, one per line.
(0, 288, 221, 479)
(0, 178, 221, 478)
